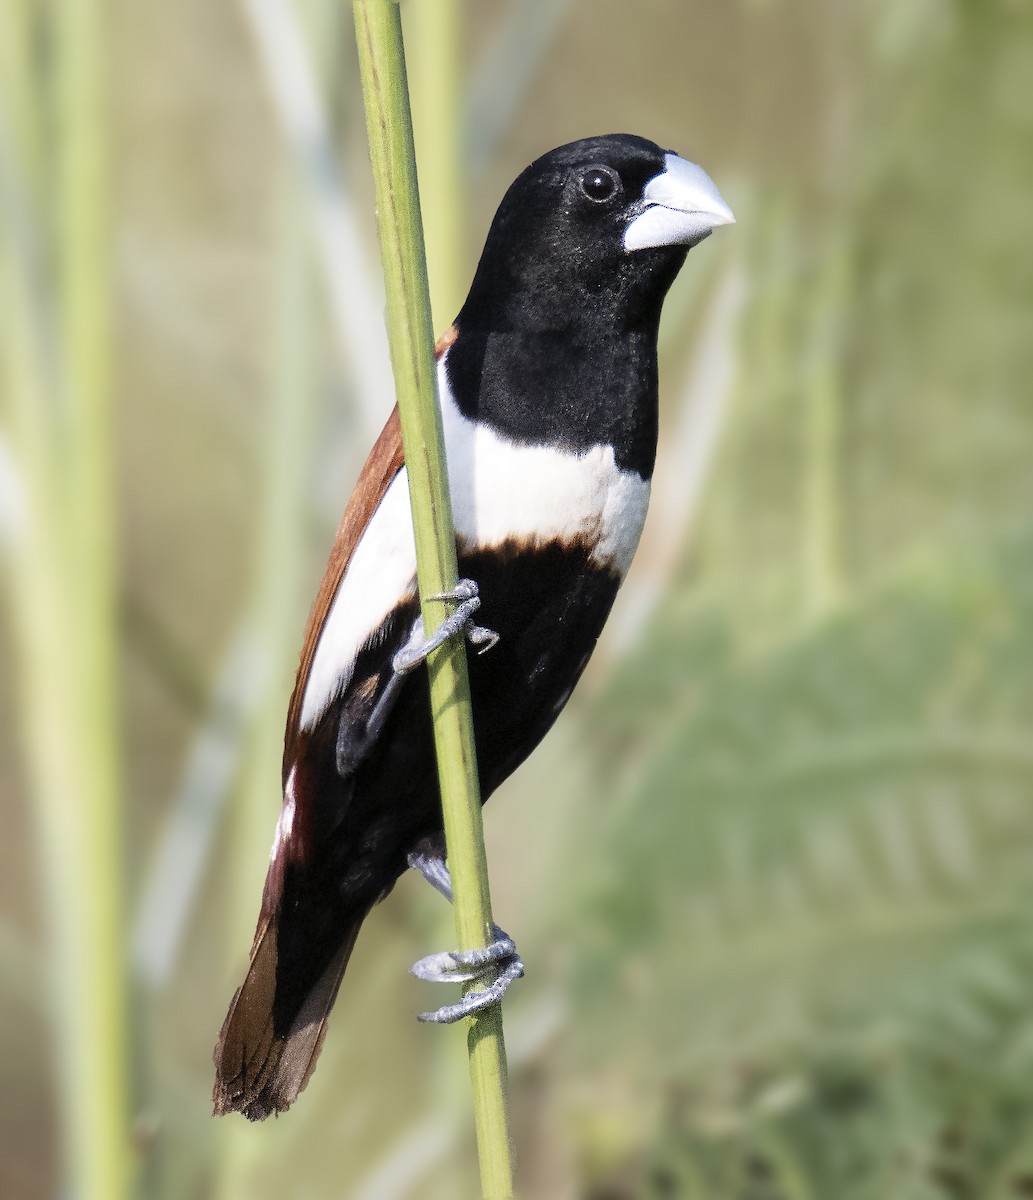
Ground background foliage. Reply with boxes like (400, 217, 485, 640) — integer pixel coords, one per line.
(1, 1, 1031, 1197)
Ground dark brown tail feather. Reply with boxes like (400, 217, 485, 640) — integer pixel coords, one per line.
(213, 914, 364, 1121)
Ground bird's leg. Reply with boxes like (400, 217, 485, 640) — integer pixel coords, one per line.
(407, 841, 524, 1024)
(337, 669, 405, 776)
(337, 581, 497, 778)
(392, 579, 498, 675)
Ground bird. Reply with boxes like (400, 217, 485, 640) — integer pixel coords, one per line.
(213, 133, 734, 1120)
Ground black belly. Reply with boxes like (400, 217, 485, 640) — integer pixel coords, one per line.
(463, 540, 620, 791)
(272, 541, 619, 1026)
(293, 541, 619, 905)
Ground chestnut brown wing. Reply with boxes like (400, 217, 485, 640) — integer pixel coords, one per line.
(281, 404, 405, 778)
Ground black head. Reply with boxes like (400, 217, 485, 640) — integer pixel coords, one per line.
(457, 134, 734, 335)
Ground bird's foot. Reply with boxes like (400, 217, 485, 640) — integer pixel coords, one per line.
(407, 844, 523, 1023)
(339, 583, 495, 776)
(392, 579, 498, 675)
(409, 930, 525, 1024)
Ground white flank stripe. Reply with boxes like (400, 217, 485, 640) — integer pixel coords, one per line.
(298, 354, 651, 730)
(300, 470, 419, 730)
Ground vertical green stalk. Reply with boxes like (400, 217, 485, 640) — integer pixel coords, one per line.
(54, 2, 132, 1196)
(2, 3, 133, 1198)
(404, 0, 464, 330)
(402, 0, 473, 1157)
(352, 4, 514, 1197)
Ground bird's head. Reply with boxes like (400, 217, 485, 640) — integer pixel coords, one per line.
(458, 133, 734, 334)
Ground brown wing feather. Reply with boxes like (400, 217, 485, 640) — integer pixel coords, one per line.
(282, 404, 404, 777)
(215, 333, 461, 1120)
(213, 907, 366, 1120)
(281, 327, 457, 778)
(434, 323, 458, 357)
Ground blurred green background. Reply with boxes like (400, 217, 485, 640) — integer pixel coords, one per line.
(2, 0, 1032, 1197)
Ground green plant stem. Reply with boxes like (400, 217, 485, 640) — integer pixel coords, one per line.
(2, 4, 133, 1198)
(351, 4, 514, 1197)
(403, 0, 464, 330)
(54, 3, 132, 1196)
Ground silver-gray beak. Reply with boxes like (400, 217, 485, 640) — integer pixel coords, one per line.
(624, 153, 735, 252)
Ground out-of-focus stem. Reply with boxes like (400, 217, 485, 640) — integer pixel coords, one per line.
(3, 3, 134, 1197)
(54, 3, 132, 1196)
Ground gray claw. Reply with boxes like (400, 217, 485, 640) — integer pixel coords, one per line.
(425, 579, 479, 604)
(407, 846, 523, 1024)
(467, 625, 499, 654)
(410, 928, 524, 1023)
(392, 579, 498, 674)
(410, 935, 519, 983)
(417, 958, 525, 1025)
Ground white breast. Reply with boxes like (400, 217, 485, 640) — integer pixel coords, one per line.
(298, 353, 651, 731)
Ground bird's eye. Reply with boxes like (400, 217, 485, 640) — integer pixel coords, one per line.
(580, 167, 620, 203)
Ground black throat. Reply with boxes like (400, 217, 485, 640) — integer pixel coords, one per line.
(446, 198, 689, 481)
(440, 134, 706, 480)
(445, 323, 664, 481)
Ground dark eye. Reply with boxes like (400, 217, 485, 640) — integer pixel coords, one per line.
(580, 167, 620, 203)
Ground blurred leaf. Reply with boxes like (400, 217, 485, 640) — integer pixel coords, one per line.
(565, 529, 1033, 1197)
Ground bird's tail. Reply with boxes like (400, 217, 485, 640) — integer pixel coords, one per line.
(212, 910, 364, 1121)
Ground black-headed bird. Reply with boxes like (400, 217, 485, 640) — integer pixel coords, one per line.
(214, 133, 734, 1120)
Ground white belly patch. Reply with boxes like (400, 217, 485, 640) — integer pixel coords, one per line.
(298, 353, 651, 730)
